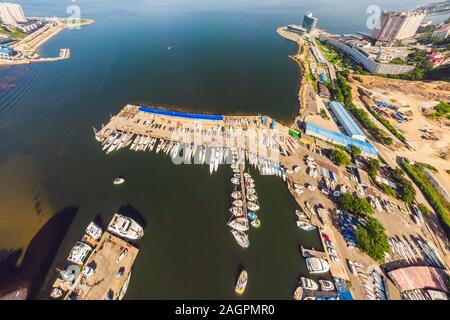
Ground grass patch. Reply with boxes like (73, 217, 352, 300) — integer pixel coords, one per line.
(402, 161, 450, 237)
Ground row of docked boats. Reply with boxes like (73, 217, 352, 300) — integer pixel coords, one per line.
(293, 277, 335, 300)
(96, 128, 289, 178)
(360, 268, 388, 300)
(49, 214, 143, 300)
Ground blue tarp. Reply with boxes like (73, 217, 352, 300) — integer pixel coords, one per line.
(139, 106, 224, 121)
(329, 170, 335, 181)
(338, 291, 354, 300)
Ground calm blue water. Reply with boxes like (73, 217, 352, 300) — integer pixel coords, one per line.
(0, 0, 429, 299)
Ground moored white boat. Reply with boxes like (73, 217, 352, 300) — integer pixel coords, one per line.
(301, 277, 319, 291)
(86, 222, 102, 240)
(108, 213, 144, 240)
(230, 230, 249, 248)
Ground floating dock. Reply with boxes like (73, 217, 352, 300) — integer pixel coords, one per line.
(49, 231, 139, 300)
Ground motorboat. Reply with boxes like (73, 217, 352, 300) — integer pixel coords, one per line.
(305, 257, 330, 274)
(319, 280, 335, 291)
(235, 269, 248, 295)
(247, 202, 259, 211)
(113, 177, 125, 185)
(233, 200, 244, 207)
(50, 287, 64, 299)
(228, 219, 249, 232)
(296, 220, 316, 231)
(248, 211, 258, 221)
(118, 272, 131, 300)
(230, 230, 249, 248)
(108, 213, 144, 240)
(67, 242, 92, 265)
(231, 191, 242, 199)
(231, 177, 240, 185)
(86, 222, 102, 240)
(293, 286, 303, 300)
(247, 194, 257, 202)
(330, 255, 340, 263)
(250, 219, 261, 228)
(117, 248, 128, 262)
(301, 277, 319, 290)
(246, 188, 256, 195)
(229, 206, 243, 216)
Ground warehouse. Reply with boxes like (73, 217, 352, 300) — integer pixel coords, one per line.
(304, 122, 378, 158)
(328, 101, 366, 141)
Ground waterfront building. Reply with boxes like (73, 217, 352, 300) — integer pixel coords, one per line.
(319, 35, 415, 74)
(0, 44, 14, 57)
(302, 12, 318, 34)
(304, 122, 378, 158)
(432, 23, 450, 40)
(287, 24, 307, 34)
(0, 2, 27, 26)
(373, 11, 426, 42)
(328, 101, 366, 141)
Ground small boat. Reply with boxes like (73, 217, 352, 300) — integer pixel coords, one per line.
(319, 280, 335, 291)
(247, 194, 258, 202)
(250, 219, 261, 228)
(229, 206, 243, 216)
(235, 269, 248, 295)
(50, 287, 64, 299)
(108, 214, 144, 240)
(248, 211, 258, 221)
(118, 272, 131, 300)
(293, 286, 303, 300)
(231, 177, 240, 185)
(113, 177, 125, 185)
(301, 277, 319, 290)
(67, 242, 92, 265)
(305, 257, 330, 274)
(233, 200, 244, 207)
(231, 191, 242, 199)
(243, 173, 251, 178)
(228, 219, 249, 232)
(117, 248, 128, 262)
(295, 209, 307, 219)
(247, 202, 260, 211)
(230, 230, 249, 248)
(246, 188, 256, 195)
(86, 222, 102, 240)
(296, 220, 316, 231)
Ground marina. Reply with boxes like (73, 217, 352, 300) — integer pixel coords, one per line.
(48, 216, 141, 300)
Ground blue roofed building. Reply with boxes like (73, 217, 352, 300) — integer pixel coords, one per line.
(304, 122, 378, 158)
(0, 45, 14, 57)
(328, 101, 366, 141)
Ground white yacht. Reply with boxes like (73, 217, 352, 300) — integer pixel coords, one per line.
(231, 191, 242, 200)
(305, 257, 330, 274)
(86, 222, 102, 240)
(108, 214, 144, 240)
(296, 220, 316, 231)
(227, 219, 249, 232)
(247, 202, 259, 211)
(230, 230, 249, 248)
(319, 280, 335, 291)
(113, 177, 125, 185)
(301, 277, 319, 291)
(67, 242, 92, 265)
(232, 200, 244, 207)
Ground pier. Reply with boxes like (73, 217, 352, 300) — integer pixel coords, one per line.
(50, 231, 139, 300)
(95, 104, 294, 170)
(300, 245, 327, 259)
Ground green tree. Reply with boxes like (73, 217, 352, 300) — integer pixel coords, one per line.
(355, 218, 390, 262)
(339, 193, 374, 218)
(331, 149, 351, 166)
(348, 145, 362, 157)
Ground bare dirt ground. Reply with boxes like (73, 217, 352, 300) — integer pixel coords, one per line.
(350, 75, 450, 194)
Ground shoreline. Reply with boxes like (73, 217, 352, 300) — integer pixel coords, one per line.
(0, 18, 95, 66)
(276, 27, 309, 120)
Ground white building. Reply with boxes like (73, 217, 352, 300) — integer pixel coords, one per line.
(432, 24, 450, 39)
(319, 35, 415, 74)
(373, 11, 426, 42)
(0, 2, 27, 26)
